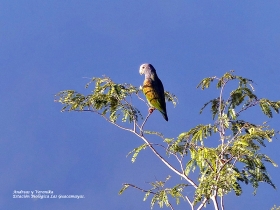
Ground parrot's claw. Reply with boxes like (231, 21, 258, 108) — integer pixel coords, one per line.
(148, 107, 155, 114)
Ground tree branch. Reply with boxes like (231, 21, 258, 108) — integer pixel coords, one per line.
(135, 133, 198, 189)
(218, 79, 228, 147)
(236, 99, 259, 117)
(197, 198, 208, 210)
(140, 112, 152, 136)
(211, 191, 220, 210)
(221, 195, 225, 210)
(89, 109, 198, 189)
(123, 183, 155, 194)
(185, 195, 194, 210)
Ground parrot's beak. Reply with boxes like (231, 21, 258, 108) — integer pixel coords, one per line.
(139, 65, 144, 75)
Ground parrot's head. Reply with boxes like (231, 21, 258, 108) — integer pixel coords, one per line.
(139, 63, 156, 76)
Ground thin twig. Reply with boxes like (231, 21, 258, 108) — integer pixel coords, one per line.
(91, 109, 198, 189)
(84, 109, 134, 133)
(185, 195, 194, 210)
(135, 133, 198, 189)
(123, 183, 155, 194)
(221, 195, 224, 210)
(133, 119, 136, 132)
(173, 154, 184, 173)
(205, 159, 215, 172)
(168, 202, 175, 210)
(219, 124, 246, 157)
(211, 191, 220, 210)
(136, 92, 149, 106)
(180, 140, 190, 169)
(123, 184, 174, 210)
(149, 143, 166, 149)
(197, 198, 208, 210)
(236, 99, 259, 117)
(69, 105, 201, 206)
(213, 77, 226, 210)
(231, 157, 238, 169)
(218, 79, 228, 147)
(122, 97, 140, 133)
(140, 112, 152, 136)
(217, 156, 234, 173)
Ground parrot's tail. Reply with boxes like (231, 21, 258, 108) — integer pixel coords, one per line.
(161, 111, 168, 121)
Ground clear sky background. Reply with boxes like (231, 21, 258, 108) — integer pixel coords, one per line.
(1, 1, 280, 210)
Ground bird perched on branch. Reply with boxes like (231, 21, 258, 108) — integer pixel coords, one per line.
(139, 63, 168, 121)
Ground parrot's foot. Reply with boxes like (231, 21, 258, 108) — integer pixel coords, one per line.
(148, 107, 155, 114)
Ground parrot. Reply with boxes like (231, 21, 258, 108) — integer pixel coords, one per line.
(139, 63, 168, 121)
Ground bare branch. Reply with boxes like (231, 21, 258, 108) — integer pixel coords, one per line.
(211, 192, 220, 210)
(218, 79, 229, 147)
(221, 195, 224, 210)
(217, 156, 234, 173)
(149, 143, 166, 149)
(185, 195, 194, 210)
(84, 108, 198, 189)
(140, 112, 152, 136)
(134, 133, 198, 189)
(173, 154, 184, 174)
(123, 184, 174, 210)
(99, 114, 134, 133)
(236, 99, 259, 117)
(168, 202, 175, 210)
(205, 158, 215, 172)
(136, 92, 149, 106)
(123, 183, 155, 194)
(197, 198, 208, 210)
(133, 119, 136, 132)
(219, 124, 246, 157)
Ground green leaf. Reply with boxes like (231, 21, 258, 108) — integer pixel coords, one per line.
(127, 144, 148, 163)
(259, 99, 280, 118)
(197, 77, 215, 90)
(164, 91, 178, 107)
(144, 131, 164, 138)
(185, 124, 215, 144)
(199, 98, 220, 119)
(118, 184, 130, 195)
(260, 99, 273, 118)
(55, 76, 146, 123)
(185, 159, 196, 175)
(228, 108, 237, 120)
(143, 191, 151, 201)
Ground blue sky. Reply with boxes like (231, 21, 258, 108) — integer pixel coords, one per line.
(1, 1, 280, 209)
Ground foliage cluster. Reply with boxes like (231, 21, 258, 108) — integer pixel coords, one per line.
(56, 71, 279, 210)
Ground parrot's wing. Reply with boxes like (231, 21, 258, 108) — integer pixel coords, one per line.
(143, 78, 168, 121)
(153, 78, 166, 111)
